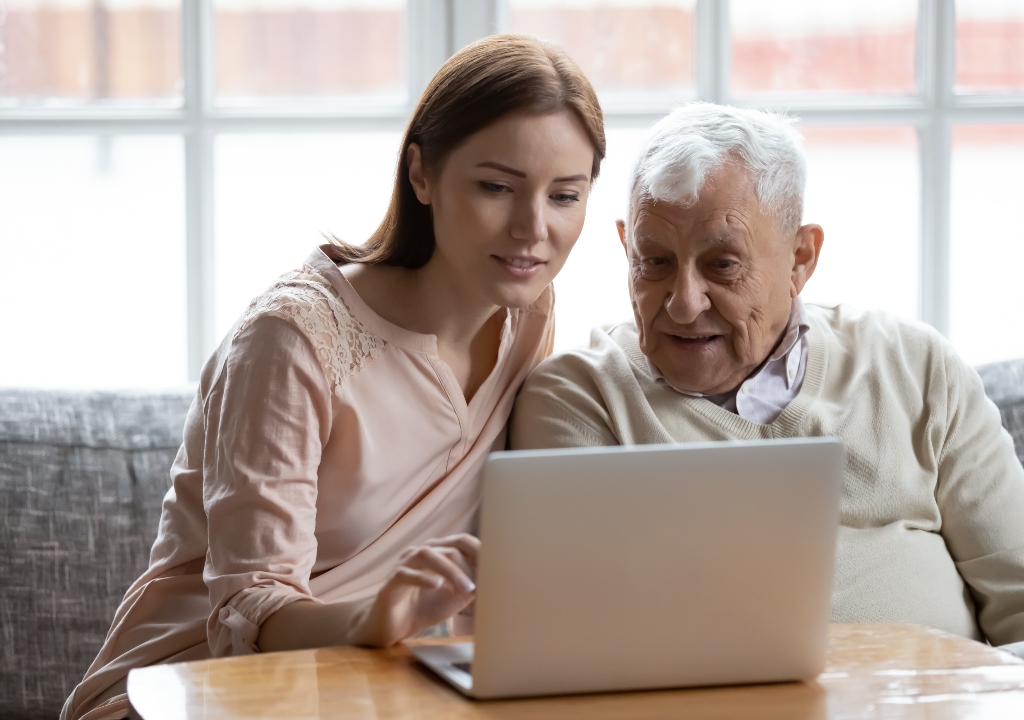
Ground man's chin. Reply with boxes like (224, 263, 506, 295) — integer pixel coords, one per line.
(651, 358, 733, 397)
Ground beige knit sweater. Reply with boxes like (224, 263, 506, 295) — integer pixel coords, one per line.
(509, 303, 1024, 644)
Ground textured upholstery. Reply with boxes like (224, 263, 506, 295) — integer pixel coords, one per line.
(977, 358, 1024, 467)
(1, 359, 1023, 720)
(0, 389, 193, 720)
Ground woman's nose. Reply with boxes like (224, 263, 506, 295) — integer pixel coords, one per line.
(509, 195, 548, 244)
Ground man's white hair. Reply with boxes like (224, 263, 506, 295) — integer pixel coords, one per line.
(628, 103, 807, 236)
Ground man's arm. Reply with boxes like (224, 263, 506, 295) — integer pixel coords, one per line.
(509, 356, 619, 450)
(936, 347, 1024, 646)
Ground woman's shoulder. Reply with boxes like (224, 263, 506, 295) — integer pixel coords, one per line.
(234, 263, 389, 391)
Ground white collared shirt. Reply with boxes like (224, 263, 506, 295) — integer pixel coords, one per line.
(648, 297, 811, 424)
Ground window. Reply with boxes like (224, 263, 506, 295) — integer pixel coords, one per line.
(2, 0, 1022, 388)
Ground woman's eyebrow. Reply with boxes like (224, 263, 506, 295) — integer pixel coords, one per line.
(476, 161, 589, 183)
(476, 161, 526, 177)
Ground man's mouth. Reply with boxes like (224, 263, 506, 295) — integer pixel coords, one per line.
(666, 333, 721, 346)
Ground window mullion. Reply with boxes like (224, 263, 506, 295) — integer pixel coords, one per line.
(453, 0, 501, 52)
(919, 0, 954, 335)
(183, 0, 216, 379)
(696, 0, 728, 104)
(408, 0, 452, 103)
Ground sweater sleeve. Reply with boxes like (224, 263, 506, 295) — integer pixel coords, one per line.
(935, 346, 1024, 646)
(203, 315, 333, 656)
(509, 355, 618, 450)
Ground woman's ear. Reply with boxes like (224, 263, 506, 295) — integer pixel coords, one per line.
(406, 143, 432, 206)
(791, 223, 824, 298)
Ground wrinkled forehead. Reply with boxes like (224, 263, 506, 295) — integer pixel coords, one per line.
(628, 163, 757, 230)
(628, 165, 763, 246)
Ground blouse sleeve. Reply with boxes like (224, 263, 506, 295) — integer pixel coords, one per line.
(202, 315, 333, 656)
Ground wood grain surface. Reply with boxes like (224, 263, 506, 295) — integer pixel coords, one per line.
(127, 624, 1024, 719)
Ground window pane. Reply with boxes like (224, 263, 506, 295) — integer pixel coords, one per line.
(507, 1, 696, 95)
(955, 0, 1024, 93)
(0, 0, 181, 107)
(0, 136, 187, 388)
(799, 127, 919, 320)
(214, 0, 407, 103)
(552, 126, 641, 351)
(730, 0, 917, 96)
(950, 126, 1024, 365)
(214, 132, 401, 337)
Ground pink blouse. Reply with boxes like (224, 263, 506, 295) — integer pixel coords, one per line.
(62, 245, 555, 720)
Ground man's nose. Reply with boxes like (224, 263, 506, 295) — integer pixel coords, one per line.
(509, 195, 548, 245)
(664, 265, 711, 325)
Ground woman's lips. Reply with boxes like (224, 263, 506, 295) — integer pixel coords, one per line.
(493, 255, 546, 279)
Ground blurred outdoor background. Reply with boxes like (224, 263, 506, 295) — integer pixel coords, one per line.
(1, 0, 1022, 388)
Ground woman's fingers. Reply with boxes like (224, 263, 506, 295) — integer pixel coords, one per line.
(392, 566, 445, 591)
(424, 533, 480, 564)
(402, 545, 476, 594)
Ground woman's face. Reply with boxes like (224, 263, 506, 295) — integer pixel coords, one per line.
(408, 110, 596, 310)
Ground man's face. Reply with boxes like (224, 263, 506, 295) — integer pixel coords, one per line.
(620, 163, 821, 396)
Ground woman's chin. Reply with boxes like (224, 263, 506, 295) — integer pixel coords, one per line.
(489, 280, 549, 310)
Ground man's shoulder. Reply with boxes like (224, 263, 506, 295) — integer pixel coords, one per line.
(805, 302, 959, 379)
(806, 302, 947, 348)
(528, 320, 643, 386)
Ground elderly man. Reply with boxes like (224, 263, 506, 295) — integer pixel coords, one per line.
(509, 103, 1024, 648)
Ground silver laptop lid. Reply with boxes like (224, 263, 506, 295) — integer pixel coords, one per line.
(470, 438, 843, 699)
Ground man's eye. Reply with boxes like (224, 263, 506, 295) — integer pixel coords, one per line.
(644, 256, 668, 266)
(712, 259, 736, 271)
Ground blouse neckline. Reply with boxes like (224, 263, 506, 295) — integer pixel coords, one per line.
(305, 246, 515, 381)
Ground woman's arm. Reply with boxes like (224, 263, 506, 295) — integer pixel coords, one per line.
(258, 534, 479, 650)
(206, 315, 478, 653)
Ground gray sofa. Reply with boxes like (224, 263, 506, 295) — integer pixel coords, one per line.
(3, 360, 1024, 720)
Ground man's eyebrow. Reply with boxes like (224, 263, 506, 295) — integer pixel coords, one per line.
(476, 161, 526, 178)
(476, 162, 589, 183)
(705, 234, 741, 247)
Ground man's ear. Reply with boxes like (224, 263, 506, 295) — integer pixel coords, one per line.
(616, 219, 628, 254)
(406, 143, 432, 206)
(791, 223, 824, 298)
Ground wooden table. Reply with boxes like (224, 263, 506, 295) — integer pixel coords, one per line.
(127, 624, 1024, 719)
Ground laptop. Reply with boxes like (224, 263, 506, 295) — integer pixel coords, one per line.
(410, 437, 844, 699)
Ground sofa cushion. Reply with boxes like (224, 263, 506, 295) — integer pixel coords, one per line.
(977, 358, 1024, 467)
(0, 389, 193, 720)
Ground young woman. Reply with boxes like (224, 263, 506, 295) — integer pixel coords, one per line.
(61, 34, 605, 720)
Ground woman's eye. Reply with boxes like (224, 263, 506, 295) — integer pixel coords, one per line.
(551, 192, 580, 204)
(481, 182, 510, 193)
(644, 256, 667, 266)
(712, 259, 737, 271)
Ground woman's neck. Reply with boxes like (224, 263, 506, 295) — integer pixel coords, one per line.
(341, 260, 500, 348)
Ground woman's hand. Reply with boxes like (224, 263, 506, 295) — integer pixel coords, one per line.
(349, 534, 479, 647)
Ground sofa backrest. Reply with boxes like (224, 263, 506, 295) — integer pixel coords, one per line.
(0, 389, 193, 720)
(1, 359, 1023, 720)
(977, 358, 1024, 467)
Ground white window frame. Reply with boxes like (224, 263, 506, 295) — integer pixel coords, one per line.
(2, 0, 1022, 381)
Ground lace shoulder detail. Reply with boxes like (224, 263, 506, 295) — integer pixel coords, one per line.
(235, 265, 388, 391)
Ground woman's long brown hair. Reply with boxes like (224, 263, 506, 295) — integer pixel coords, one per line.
(328, 34, 606, 268)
